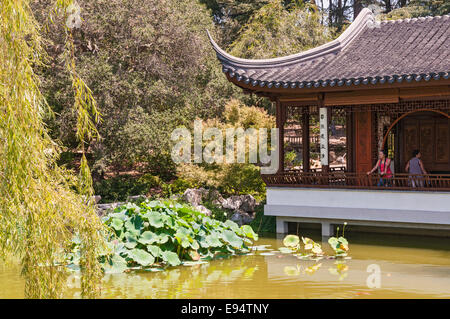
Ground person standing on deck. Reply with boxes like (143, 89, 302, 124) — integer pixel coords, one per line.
(367, 150, 393, 186)
(405, 150, 428, 188)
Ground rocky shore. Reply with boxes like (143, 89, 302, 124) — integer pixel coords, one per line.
(95, 188, 258, 226)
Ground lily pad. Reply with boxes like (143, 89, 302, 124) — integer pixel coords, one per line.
(124, 215, 143, 235)
(283, 235, 300, 248)
(124, 233, 138, 249)
(206, 233, 222, 247)
(146, 245, 162, 258)
(110, 218, 124, 231)
(221, 230, 244, 249)
(161, 251, 181, 266)
(241, 225, 258, 240)
(138, 231, 158, 244)
(145, 211, 165, 228)
(103, 254, 128, 274)
(128, 248, 155, 267)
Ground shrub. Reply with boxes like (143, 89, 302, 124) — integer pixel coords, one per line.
(218, 164, 266, 198)
(249, 202, 276, 233)
(94, 174, 161, 203)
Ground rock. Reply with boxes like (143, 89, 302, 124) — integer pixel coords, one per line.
(206, 189, 221, 201)
(222, 195, 243, 210)
(126, 195, 147, 202)
(182, 188, 208, 206)
(92, 195, 102, 204)
(205, 189, 226, 207)
(181, 188, 256, 222)
(222, 194, 256, 212)
(96, 202, 125, 217)
(193, 204, 212, 216)
(230, 209, 254, 226)
(239, 194, 256, 212)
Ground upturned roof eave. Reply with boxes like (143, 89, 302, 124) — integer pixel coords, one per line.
(207, 8, 375, 69)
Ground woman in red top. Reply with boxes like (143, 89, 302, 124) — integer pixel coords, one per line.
(367, 150, 393, 186)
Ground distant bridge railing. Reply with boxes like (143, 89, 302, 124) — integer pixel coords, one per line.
(261, 171, 450, 191)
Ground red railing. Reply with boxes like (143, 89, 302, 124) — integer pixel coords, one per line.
(261, 171, 450, 191)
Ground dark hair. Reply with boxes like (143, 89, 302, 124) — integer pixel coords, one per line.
(379, 149, 388, 157)
(412, 149, 420, 157)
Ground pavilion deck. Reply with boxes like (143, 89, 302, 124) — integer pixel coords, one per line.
(262, 171, 450, 192)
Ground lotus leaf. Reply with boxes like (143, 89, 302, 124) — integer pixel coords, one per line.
(283, 235, 300, 248)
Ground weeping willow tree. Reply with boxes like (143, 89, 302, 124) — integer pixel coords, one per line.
(0, 0, 106, 298)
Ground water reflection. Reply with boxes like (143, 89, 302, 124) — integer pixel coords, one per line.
(2, 234, 450, 298)
(328, 261, 348, 281)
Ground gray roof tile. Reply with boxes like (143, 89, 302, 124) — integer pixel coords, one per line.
(208, 9, 450, 89)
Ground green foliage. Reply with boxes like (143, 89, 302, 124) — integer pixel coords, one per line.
(202, 201, 229, 222)
(229, 1, 332, 59)
(175, 99, 274, 198)
(327, 237, 349, 256)
(249, 202, 276, 233)
(0, 0, 105, 298)
(176, 163, 267, 198)
(327, 222, 349, 256)
(164, 178, 199, 196)
(33, 0, 238, 178)
(284, 150, 301, 168)
(219, 164, 267, 197)
(378, 0, 450, 20)
(68, 200, 259, 272)
(200, 0, 270, 45)
(93, 174, 162, 203)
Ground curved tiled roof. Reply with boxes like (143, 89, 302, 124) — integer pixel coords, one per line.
(208, 8, 450, 90)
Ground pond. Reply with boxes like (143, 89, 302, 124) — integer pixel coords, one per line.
(1, 231, 449, 298)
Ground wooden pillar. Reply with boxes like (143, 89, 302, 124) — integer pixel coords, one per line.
(302, 109, 310, 172)
(354, 111, 373, 173)
(276, 99, 285, 173)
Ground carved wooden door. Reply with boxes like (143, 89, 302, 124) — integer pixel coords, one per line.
(402, 115, 450, 173)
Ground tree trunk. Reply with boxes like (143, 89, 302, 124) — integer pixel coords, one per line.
(320, 0, 324, 25)
(353, 0, 363, 20)
(329, 0, 333, 27)
(384, 0, 392, 13)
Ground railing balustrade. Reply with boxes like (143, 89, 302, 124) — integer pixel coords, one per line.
(261, 171, 450, 191)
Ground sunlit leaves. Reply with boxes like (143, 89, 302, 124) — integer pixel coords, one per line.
(161, 251, 181, 267)
(328, 236, 349, 256)
(145, 211, 165, 228)
(0, 0, 105, 299)
(138, 231, 158, 245)
(128, 249, 155, 267)
(281, 229, 350, 260)
(103, 255, 128, 274)
(283, 235, 300, 248)
(230, 2, 332, 60)
(95, 200, 259, 273)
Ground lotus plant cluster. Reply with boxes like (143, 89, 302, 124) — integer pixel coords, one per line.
(279, 223, 349, 259)
(67, 200, 259, 273)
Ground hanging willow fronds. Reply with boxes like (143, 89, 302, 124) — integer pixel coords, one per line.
(0, 0, 106, 298)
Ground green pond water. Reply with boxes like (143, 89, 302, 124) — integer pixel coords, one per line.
(1, 232, 449, 299)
